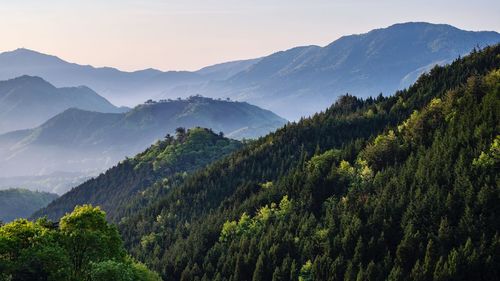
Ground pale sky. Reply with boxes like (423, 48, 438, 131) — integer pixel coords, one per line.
(1, 0, 499, 71)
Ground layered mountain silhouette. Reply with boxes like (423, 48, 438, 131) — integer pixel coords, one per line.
(0, 76, 126, 134)
(0, 96, 286, 193)
(221, 22, 500, 118)
(31, 45, 500, 281)
(0, 48, 260, 107)
(1, 23, 499, 119)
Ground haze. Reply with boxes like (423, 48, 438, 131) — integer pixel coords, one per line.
(1, 0, 499, 71)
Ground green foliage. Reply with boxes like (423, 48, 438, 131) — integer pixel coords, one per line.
(361, 130, 402, 171)
(113, 45, 500, 281)
(219, 220, 238, 243)
(219, 196, 294, 243)
(473, 135, 500, 168)
(16, 45, 498, 281)
(0, 205, 160, 281)
(130, 260, 163, 281)
(89, 259, 162, 281)
(398, 98, 446, 146)
(299, 260, 313, 281)
(90, 260, 134, 281)
(34, 127, 241, 222)
(60, 205, 125, 279)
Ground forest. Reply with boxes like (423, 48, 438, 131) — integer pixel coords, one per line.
(0, 205, 161, 281)
(118, 45, 499, 280)
(34, 127, 242, 222)
(2, 45, 499, 281)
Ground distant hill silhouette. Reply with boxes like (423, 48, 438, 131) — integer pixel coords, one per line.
(0, 96, 286, 193)
(1, 23, 498, 119)
(0, 76, 126, 133)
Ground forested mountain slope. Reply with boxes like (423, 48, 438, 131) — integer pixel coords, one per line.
(33, 128, 242, 222)
(0, 188, 58, 222)
(114, 45, 500, 281)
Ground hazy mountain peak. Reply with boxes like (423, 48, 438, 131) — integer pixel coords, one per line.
(1, 75, 56, 89)
(0, 96, 286, 184)
(1, 22, 499, 120)
(224, 22, 500, 119)
(386, 21, 457, 29)
(0, 76, 124, 134)
(13, 47, 39, 53)
(1, 48, 66, 64)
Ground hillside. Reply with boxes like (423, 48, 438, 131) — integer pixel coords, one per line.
(1, 23, 499, 120)
(105, 46, 497, 280)
(33, 127, 242, 222)
(0, 76, 125, 133)
(0, 96, 285, 193)
(0, 188, 58, 222)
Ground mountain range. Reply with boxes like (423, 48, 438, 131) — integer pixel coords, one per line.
(0, 96, 286, 193)
(0, 75, 126, 134)
(1, 22, 499, 119)
(32, 45, 500, 280)
(0, 48, 259, 108)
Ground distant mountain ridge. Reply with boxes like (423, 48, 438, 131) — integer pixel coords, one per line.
(0, 75, 126, 133)
(31, 44, 500, 281)
(0, 96, 286, 192)
(218, 22, 500, 118)
(0, 48, 261, 106)
(1, 22, 499, 119)
(0, 172, 92, 195)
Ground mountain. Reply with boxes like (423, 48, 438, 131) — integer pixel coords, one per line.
(0, 75, 126, 134)
(0, 48, 260, 106)
(32, 127, 242, 222)
(0, 48, 164, 105)
(1, 23, 499, 119)
(0, 188, 58, 222)
(113, 45, 498, 281)
(0, 205, 162, 281)
(30, 44, 500, 280)
(196, 58, 262, 80)
(0, 96, 286, 192)
(213, 22, 500, 118)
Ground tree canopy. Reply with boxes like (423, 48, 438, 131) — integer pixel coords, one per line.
(0, 205, 161, 281)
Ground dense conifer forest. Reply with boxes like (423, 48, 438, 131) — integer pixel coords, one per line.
(34, 127, 242, 222)
(117, 45, 499, 280)
(2, 45, 499, 281)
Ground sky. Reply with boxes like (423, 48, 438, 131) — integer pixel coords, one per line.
(1, 0, 499, 71)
